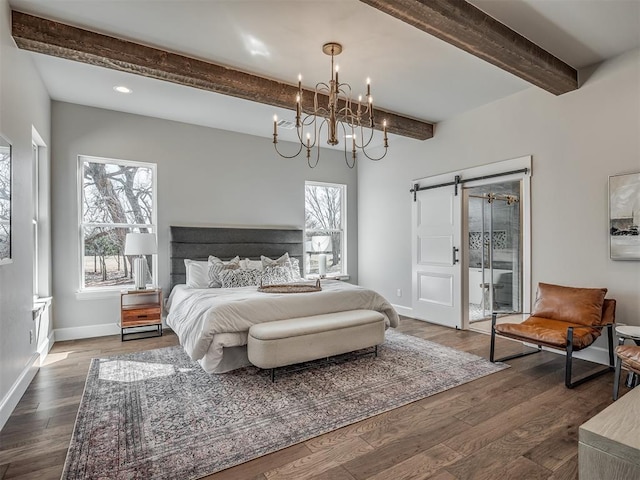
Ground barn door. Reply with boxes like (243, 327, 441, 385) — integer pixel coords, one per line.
(411, 186, 462, 328)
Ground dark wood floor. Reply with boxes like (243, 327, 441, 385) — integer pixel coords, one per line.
(0, 318, 629, 480)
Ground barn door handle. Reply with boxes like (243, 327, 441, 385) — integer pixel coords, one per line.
(452, 247, 460, 264)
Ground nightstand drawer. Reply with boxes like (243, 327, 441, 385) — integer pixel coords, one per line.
(121, 307, 161, 326)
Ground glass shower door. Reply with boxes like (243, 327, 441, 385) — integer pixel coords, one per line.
(468, 181, 522, 322)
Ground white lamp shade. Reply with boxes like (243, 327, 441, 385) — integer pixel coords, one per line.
(124, 233, 157, 256)
(311, 235, 332, 252)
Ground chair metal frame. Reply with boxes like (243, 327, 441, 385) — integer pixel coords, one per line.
(490, 312, 615, 389)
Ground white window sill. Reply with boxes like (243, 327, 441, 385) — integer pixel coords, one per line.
(76, 285, 160, 300)
(306, 274, 350, 281)
(33, 296, 52, 306)
(32, 296, 52, 320)
(76, 289, 123, 300)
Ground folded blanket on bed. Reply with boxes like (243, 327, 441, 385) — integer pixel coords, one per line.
(166, 280, 399, 373)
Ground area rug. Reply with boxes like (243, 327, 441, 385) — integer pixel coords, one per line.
(62, 330, 507, 479)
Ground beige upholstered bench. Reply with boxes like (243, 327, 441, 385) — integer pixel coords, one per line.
(247, 309, 386, 381)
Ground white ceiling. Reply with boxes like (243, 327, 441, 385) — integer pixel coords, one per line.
(9, 0, 640, 145)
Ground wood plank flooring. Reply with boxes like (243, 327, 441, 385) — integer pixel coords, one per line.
(0, 317, 630, 479)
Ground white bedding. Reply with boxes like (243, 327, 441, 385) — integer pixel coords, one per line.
(166, 280, 399, 373)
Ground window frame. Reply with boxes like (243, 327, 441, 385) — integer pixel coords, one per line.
(77, 155, 158, 292)
(32, 142, 39, 299)
(304, 180, 347, 278)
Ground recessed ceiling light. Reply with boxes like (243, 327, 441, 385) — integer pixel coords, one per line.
(113, 85, 132, 94)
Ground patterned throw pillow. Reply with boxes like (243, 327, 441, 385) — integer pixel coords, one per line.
(207, 255, 240, 288)
(261, 253, 302, 280)
(261, 265, 293, 286)
(219, 268, 262, 288)
(289, 257, 302, 280)
(261, 252, 291, 269)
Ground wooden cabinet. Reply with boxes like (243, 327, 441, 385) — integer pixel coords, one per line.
(120, 288, 162, 341)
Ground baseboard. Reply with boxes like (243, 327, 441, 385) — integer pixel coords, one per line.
(392, 304, 413, 317)
(37, 331, 55, 366)
(54, 323, 120, 342)
(54, 322, 169, 342)
(0, 353, 39, 430)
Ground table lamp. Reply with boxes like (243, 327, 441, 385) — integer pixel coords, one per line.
(124, 233, 157, 289)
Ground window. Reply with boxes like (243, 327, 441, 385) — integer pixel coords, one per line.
(304, 181, 346, 277)
(32, 142, 39, 297)
(79, 156, 156, 290)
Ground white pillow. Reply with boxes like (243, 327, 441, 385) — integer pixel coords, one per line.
(207, 255, 240, 288)
(240, 258, 263, 270)
(184, 259, 209, 289)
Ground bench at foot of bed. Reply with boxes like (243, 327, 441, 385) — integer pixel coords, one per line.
(247, 309, 386, 381)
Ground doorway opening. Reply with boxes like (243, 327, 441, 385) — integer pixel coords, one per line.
(465, 180, 523, 334)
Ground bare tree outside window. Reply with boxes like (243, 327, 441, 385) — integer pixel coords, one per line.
(81, 158, 156, 288)
(305, 182, 346, 276)
(0, 142, 11, 261)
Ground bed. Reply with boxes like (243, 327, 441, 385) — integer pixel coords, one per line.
(166, 226, 399, 373)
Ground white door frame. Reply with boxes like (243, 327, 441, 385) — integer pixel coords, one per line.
(412, 156, 532, 330)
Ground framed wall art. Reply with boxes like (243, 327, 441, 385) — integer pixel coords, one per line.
(609, 172, 640, 260)
(0, 134, 11, 264)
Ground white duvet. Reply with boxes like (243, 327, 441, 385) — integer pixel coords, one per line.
(166, 280, 399, 373)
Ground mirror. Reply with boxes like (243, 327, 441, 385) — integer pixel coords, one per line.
(0, 134, 11, 264)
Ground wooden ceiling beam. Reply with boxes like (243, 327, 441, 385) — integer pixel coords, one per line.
(359, 0, 578, 95)
(11, 11, 434, 141)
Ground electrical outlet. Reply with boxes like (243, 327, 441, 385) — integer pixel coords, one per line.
(29, 330, 34, 344)
(396, 288, 402, 297)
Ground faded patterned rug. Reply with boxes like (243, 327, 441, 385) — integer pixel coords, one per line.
(62, 330, 507, 479)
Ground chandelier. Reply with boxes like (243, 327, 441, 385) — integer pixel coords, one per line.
(272, 42, 388, 169)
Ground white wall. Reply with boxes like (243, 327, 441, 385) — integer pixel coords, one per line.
(0, 0, 51, 427)
(51, 102, 358, 334)
(358, 48, 640, 326)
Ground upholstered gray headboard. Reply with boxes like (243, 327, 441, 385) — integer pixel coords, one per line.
(170, 226, 304, 289)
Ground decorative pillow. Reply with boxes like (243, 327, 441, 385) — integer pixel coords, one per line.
(261, 265, 294, 286)
(262, 253, 303, 280)
(219, 268, 261, 288)
(207, 255, 240, 288)
(261, 252, 291, 267)
(289, 257, 302, 280)
(240, 258, 263, 270)
(184, 259, 209, 289)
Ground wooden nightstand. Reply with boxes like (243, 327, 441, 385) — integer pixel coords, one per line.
(120, 288, 163, 341)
